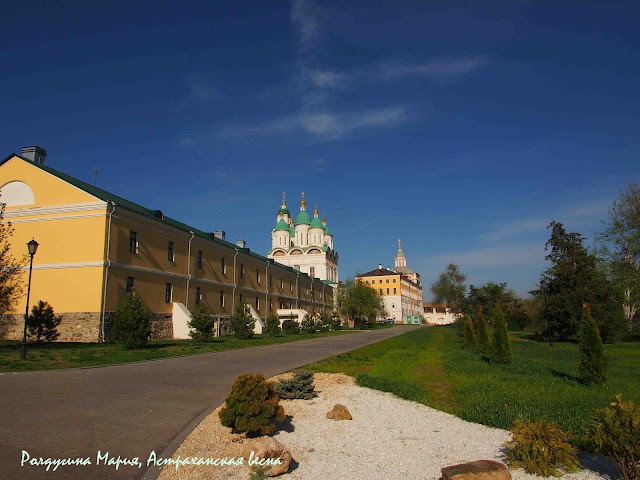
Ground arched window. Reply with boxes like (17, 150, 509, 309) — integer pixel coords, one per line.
(0, 181, 35, 206)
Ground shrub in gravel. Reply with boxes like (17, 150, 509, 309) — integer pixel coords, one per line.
(219, 372, 285, 436)
(276, 370, 315, 400)
(504, 419, 579, 477)
(282, 319, 300, 335)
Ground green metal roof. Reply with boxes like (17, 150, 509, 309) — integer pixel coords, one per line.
(274, 219, 290, 231)
(324, 225, 333, 235)
(278, 207, 291, 215)
(310, 217, 323, 228)
(295, 210, 311, 225)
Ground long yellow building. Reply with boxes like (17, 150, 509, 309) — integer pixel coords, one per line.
(0, 148, 334, 342)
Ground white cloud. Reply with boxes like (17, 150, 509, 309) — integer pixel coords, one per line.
(291, 0, 321, 51)
(378, 56, 487, 80)
(305, 69, 347, 88)
(420, 243, 544, 269)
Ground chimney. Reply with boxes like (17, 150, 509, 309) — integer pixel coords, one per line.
(214, 230, 226, 240)
(22, 146, 47, 166)
(378, 263, 383, 270)
(236, 239, 246, 248)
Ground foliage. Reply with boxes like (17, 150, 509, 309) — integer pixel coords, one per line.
(218, 372, 285, 436)
(301, 314, 316, 334)
(585, 394, 640, 480)
(504, 419, 579, 477)
(491, 302, 513, 364)
(454, 315, 466, 337)
(275, 370, 315, 399)
(0, 200, 25, 318)
(188, 305, 215, 342)
(338, 277, 386, 327)
(541, 221, 626, 343)
(318, 313, 332, 332)
(281, 319, 300, 335)
(462, 282, 520, 325)
(596, 183, 640, 333)
(578, 305, 608, 386)
(112, 293, 152, 349)
(265, 314, 281, 337)
(430, 263, 467, 313)
(476, 306, 490, 354)
(463, 315, 477, 351)
(230, 303, 255, 340)
(248, 466, 271, 480)
(26, 300, 61, 342)
(330, 313, 343, 331)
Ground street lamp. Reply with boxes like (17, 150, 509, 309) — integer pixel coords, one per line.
(20, 238, 39, 360)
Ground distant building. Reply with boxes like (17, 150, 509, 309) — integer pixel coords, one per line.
(423, 303, 458, 325)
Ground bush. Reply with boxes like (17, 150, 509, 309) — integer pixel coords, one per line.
(275, 370, 315, 399)
(188, 305, 215, 342)
(265, 314, 281, 337)
(585, 394, 640, 480)
(463, 315, 477, 350)
(301, 314, 316, 334)
(282, 319, 300, 335)
(476, 306, 490, 354)
(330, 313, 343, 330)
(318, 313, 332, 332)
(112, 293, 151, 349)
(27, 300, 61, 342)
(491, 302, 513, 364)
(230, 303, 255, 340)
(454, 315, 466, 337)
(219, 372, 285, 436)
(578, 304, 608, 386)
(504, 419, 580, 477)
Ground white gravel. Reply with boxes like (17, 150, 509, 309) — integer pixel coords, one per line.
(157, 373, 615, 480)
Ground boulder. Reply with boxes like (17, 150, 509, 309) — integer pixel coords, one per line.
(240, 437, 292, 477)
(326, 404, 352, 420)
(441, 460, 511, 480)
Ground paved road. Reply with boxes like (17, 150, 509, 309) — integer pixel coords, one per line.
(0, 326, 418, 480)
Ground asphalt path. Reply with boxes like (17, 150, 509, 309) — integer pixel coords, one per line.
(0, 326, 419, 480)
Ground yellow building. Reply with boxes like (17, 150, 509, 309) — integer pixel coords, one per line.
(0, 148, 334, 342)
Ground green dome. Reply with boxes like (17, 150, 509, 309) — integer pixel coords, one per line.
(324, 225, 333, 236)
(310, 217, 323, 228)
(295, 211, 311, 225)
(278, 207, 291, 215)
(289, 226, 295, 237)
(274, 219, 290, 231)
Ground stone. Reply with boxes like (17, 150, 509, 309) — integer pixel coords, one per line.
(240, 437, 292, 477)
(326, 404, 352, 420)
(441, 460, 511, 480)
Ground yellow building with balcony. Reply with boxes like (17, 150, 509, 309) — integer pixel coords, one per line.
(0, 147, 334, 342)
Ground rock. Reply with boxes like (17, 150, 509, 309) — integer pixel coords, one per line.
(326, 404, 352, 420)
(441, 460, 511, 480)
(240, 437, 292, 477)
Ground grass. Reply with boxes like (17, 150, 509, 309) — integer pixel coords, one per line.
(0, 329, 355, 372)
(308, 326, 640, 447)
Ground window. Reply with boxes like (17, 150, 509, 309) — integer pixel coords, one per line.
(168, 241, 175, 261)
(126, 276, 135, 293)
(310, 267, 315, 277)
(280, 278, 283, 289)
(195, 287, 201, 305)
(269, 299, 273, 311)
(197, 251, 203, 269)
(290, 280, 293, 292)
(379, 288, 383, 295)
(393, 288, 397, 294)
(255, 297, 259, 309)
(221, 257, 226, 274)
(165, 283, 173, 303)
(219, 290, 224, 307)
(386, 288, 390, 295)
(129, 231, 138, 254)
(240, 264, 244, 278)
(386, 279, 389, 283)
(269, 274, 273, 288)
(256, 269, 261, 283)
(393, 278, 397, 283)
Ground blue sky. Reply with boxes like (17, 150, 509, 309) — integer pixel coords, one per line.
(2, 1, 639, 298)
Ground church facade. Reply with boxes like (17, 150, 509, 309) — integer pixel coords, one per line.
(267, 193, 338, 283)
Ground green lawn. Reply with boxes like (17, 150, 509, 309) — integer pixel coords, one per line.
(0, 330, 355, 372)
(308, 326, 640, 447)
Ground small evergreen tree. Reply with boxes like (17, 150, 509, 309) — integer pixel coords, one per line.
(330, 313, 342, 330)
(301, 314, 316, 334)
(282, 319, 300, 335)
(188, 305, 215, 342)
(112, 293, 152, 349)
(265, 314, 281, 337)
(476, 306, 490, 354)
(318, 313, 332, 332)
(275, 370, 315, 399)
(578, 304, 608, 385)
(27, 300, 61, 342)
(230, 303, 255, 340)
(491, 302, 513, 364)
(463, 314, 477, 350)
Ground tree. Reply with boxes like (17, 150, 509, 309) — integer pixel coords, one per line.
(0, 200, 25, 318)
(27, 300, 61, 342)
(430, 264, 467, 313)
(596, 183, 640, 332)
(463, 282, 519, 324)
(338, 277, 386, 328)
(112, 293, 152, 349)
(578, 304, 608, 386)
(188, 305, 215, 341)
(301, 314, 316, 334)
(491, 302, 513, 364)
(265, 314, 281, 337)
(476, 306, 490, 354)
(463, 315, 477, 350)
(230, 302, 255, 340)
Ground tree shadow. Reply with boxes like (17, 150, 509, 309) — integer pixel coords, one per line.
(578, 451, 617, 479)
(549, 367, 581, 383)
(274, 414, 295, 433)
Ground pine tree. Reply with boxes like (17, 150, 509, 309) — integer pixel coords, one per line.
(265, 314, 281, 337)
(230, 303, 255, 340)
(275, 370, 315, 399)
(578, 304, 608, 385)
(27, 300, 62, 342)
(463, 314, 477, 350)
(491, 302, 513, 364)
(476, 306, 490, 354)
(188, 305, 215, 341)
(112, 293, 152, 349)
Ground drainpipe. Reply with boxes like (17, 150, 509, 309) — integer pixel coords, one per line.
(265, 261, 270, 321)
(101, 202, 116, 342)
(232, 248, 239, 308)
(185, 231, 194, 308)
(296, 272, 300, 309)
(322, 283, 326, 313)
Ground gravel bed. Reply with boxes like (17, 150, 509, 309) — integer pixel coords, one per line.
(157, 373, 615, 480)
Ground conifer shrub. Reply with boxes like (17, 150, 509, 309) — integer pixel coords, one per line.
(330, 313, 343, 330)
(219, 372, 285, 436)
(504, 419, 579, 477)
(188, 305, 215, 342)
(585, 394, 640, 480)
(265, 314, 281, 337)
(454, 315, 466, 337)
(112, 293, 152, 349)
(282, 319, 300, 335)
(476, 306, 490, 354)
(275, 370, 315, 400)
(491, 302, 513, 364)
(318, 313, 332, 332)
(578, 304, 608, 386)
(230, 303, 255, 340)
(27, 300, 62, 342)
(463, 315, 477, 350)
(301, 314, 316, 334)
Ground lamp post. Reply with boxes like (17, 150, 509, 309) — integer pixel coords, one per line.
(20, 238, 39, 360)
